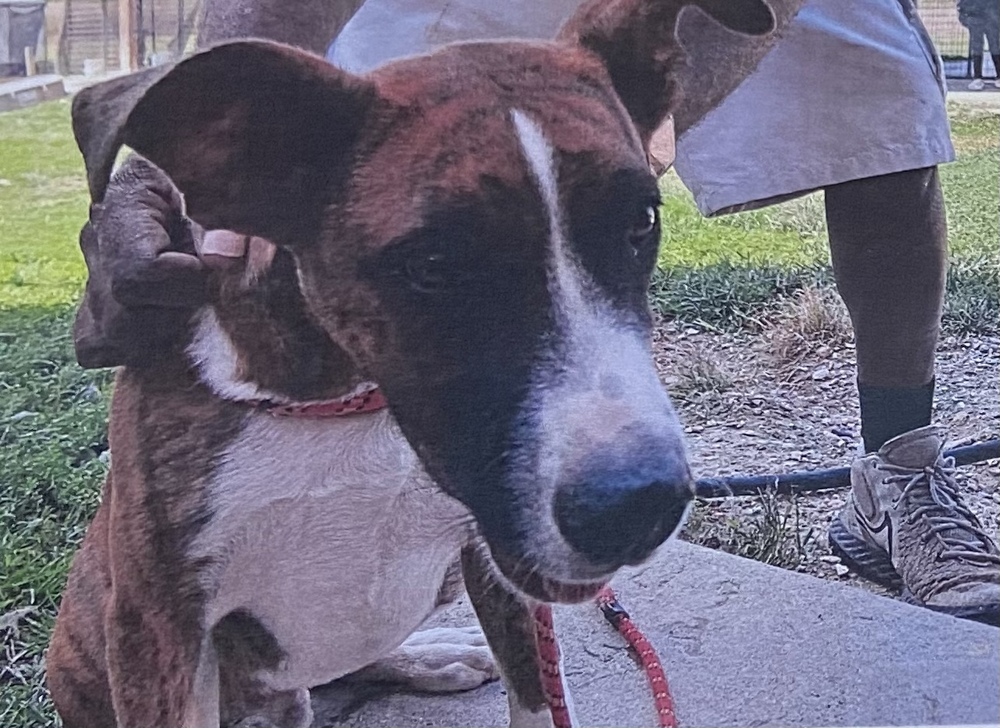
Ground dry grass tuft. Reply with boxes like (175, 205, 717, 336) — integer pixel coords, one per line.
(672, 348, 734, 398)
(766, 286, 852, 366)
(682, 488, 819, 570)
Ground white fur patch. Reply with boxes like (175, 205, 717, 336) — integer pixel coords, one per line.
(183, 639, 221, 728)
(511, 109, 581, 314)
(186, 306, 378, 406)
(189, 410, 474, 692)
(186, 307, 292, 404)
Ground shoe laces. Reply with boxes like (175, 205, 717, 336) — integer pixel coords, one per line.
(879, 456, 1000, 566)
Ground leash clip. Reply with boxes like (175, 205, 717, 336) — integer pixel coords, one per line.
(598, 595, 630, 627)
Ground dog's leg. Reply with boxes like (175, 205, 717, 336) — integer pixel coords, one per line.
(461, 544, 571, 728)
(103, 595, 217, 728)
(215, 610, 314, 728)
(47, 496, 117, 728)
(186, 639, 222, 728)
(344, 560, 498, 693)
(348, 625, 499, 692)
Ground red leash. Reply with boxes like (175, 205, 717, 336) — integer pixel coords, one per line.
(533, 604, 574, 728)
(596, 587, 678, 728)
(534, 589, 678, 728)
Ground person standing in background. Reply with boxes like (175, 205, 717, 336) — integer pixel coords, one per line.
(958, 0, 1000, 89)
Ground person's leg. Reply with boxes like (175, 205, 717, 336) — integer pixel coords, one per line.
(987, 23, 1000, 83)
(969, 27, 986, 88)
(824, 166, 945, 453)
(670, 0, 998, 623)
(825, 168, 999, 624)
(972, 52, 984, 78)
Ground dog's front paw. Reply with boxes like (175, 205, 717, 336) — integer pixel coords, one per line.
(360, 626, 499, 693)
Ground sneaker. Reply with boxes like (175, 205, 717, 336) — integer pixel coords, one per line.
(829, 425, 1000, 625)
(994, 78, 1000, 89)
(968, 78, 986, 90)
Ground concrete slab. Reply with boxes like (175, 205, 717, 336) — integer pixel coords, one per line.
(948, 91, 1000, 111)
(318, 540, 999, 727)
(62, 70, 132, 95)
(0, 74, 65, 113)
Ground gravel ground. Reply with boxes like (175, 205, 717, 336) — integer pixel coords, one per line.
(652, 315, 1000, 601)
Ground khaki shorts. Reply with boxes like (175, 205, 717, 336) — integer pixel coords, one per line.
(328, 0, 955, 216)
(672, 0, 955, 215)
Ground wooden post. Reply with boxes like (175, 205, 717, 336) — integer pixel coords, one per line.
(24, 46, 37, 76)
(118, 0, 138, 71)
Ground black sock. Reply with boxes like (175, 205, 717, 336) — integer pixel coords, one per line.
(858, 380, 935, 453)
(972, 54, 984, 79)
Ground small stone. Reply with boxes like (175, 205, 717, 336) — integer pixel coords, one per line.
(834, 564, 850, 577)
(80, 384, 103, 403)
(811, 366, 831, 381)
(0, 178, 11, 186)
(819, 555, 841, 564)
(816, 345, 832, 358)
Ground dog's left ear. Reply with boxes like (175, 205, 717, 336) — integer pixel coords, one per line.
(558, 0, 774, 144)
(72, 40, 382, 246)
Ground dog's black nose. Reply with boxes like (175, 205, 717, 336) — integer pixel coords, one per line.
(553, 457, 691, 569)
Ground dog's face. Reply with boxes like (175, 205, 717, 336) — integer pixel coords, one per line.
(335, 44, 685, 598)
(74, 0, 772, 601)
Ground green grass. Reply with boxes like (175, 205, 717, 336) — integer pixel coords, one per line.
(0, 98, 997, 726)
(0, 100, 90, 310)
(1, 308, 111, 727)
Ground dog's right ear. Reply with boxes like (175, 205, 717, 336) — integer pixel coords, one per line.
(72, 41, 381, 246)
(558, 0, 775, 143)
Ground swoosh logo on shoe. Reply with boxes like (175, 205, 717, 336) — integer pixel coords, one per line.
(853, 504, 894, 561)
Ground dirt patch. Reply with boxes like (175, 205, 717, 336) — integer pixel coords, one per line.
(654, 314, 1000, 600)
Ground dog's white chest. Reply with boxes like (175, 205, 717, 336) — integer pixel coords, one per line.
(190, 410, 470, 690)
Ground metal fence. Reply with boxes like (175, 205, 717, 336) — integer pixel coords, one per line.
(1, 0, 48, 76)
(53, 0, 197, 75)
(135, 0, 197, 67)
(917, 0, 996, 78)
(21, 0, 999, 80)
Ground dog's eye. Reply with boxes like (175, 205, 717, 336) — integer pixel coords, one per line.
(405, 253, 453, 293)
(628, 204, 659, 240)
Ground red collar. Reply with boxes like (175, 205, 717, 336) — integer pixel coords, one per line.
(257, 385, 388, 418)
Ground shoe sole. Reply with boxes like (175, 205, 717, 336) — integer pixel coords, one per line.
(829, 520, 1000, 627)
(828, 518, 903, 591)
(901, 588, 1000, 627)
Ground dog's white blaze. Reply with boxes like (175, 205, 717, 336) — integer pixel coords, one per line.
(511, 109, 581, 314)
(511, 109, 689, 578)
(186, 307, 293, 404)
(511, 110, 560, 239)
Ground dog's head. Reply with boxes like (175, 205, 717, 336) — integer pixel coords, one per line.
(73, 0, 772, 602)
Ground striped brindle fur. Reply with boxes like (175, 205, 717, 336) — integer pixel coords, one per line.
(48, 1, 775, 726)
